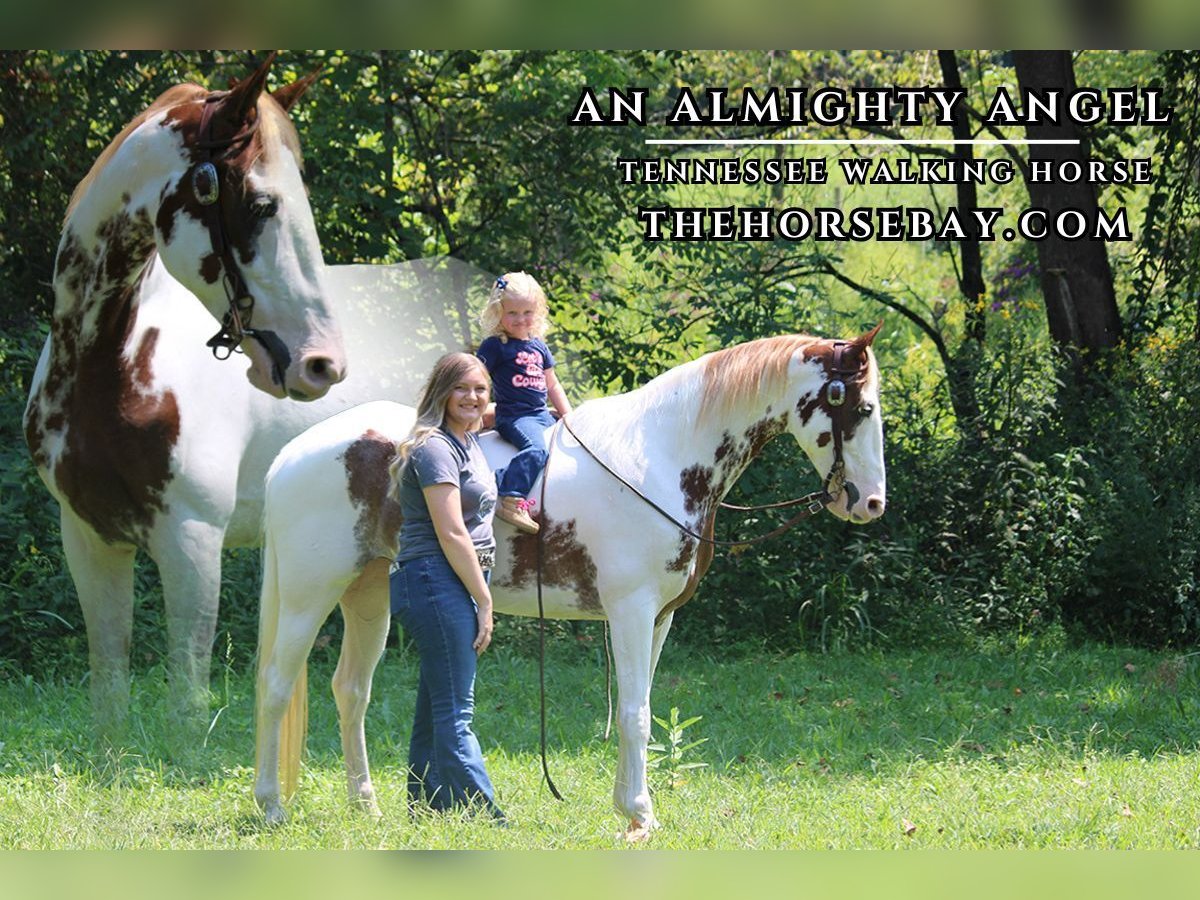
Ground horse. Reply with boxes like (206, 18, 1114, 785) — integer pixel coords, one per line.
(22, 54, 359, 738)
(252, 327, 887, 837)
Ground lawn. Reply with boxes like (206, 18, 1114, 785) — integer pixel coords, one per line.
(3, 635, 1200, 849)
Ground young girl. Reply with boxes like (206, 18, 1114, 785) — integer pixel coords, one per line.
(476, 272, 572, 534)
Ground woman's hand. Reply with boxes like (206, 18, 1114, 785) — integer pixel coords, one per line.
(474, 604, 494, 655)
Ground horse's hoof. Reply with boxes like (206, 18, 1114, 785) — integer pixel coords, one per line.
(354, 799, 383, 820)
(624, 816, 656, 842)
(261, 802, 288, 827)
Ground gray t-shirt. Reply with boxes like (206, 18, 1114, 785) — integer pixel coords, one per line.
(395, 429, 496, 565)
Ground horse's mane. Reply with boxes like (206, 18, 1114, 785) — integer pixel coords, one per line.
(697, 335, 818, 423)
(65, 84, 302, 222)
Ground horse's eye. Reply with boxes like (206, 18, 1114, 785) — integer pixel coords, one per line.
(857, 403, 874, 419)
(249, 197, 278, 219)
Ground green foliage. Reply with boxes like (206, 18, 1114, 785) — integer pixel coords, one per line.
(647, 706, 709, 788)
(1058, 339, 1200, 645)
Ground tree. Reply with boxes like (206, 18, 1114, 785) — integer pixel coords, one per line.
(1012, 51, 1123, 360)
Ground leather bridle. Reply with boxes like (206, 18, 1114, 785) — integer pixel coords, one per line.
(191, 93, 292, 387)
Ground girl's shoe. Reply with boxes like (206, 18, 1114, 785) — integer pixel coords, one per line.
(497, 496, 539, 534)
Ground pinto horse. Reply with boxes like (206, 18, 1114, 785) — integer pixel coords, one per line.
(22, 55, 360, 735)
(253, 328, 886, 836)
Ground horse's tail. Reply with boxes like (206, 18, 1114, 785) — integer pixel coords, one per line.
(279, 654, 308, 799)
(254, 519, 308, 800)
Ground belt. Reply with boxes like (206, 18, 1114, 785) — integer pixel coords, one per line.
(389, 547, 495, 575)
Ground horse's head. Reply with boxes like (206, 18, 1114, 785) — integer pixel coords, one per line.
(152, 54, 345, 400)
(789, 325, 886, 524)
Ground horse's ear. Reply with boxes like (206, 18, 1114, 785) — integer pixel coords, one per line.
(855, 321, 883, 349)
(213, 51, 277, 128)
(271, 67, 322, 113)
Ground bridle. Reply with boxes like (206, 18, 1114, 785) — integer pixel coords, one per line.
(191, 93, 292, 387)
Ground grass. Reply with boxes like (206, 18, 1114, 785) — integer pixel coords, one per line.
(3, 635, 1200, 848)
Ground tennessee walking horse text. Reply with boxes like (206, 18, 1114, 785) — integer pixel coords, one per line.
(253, 328, 885, 837)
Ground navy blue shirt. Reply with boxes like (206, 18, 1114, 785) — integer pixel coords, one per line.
(477, 335, 556, 420)
(394, 430, 496, 565)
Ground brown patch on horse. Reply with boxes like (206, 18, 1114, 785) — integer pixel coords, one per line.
(679, 464, 713, 516)
(199, 253, 221, 284)
(498, 517, 602, 614)
(797, 339, 875, 443)
(22, 400, 47, 469)
(656, 511, 717, 626)
(340, 430, 404, 568)
(666, 533, 696, 573)
(53, 313, 181, 544)
(35, 210, 180, 545)
(707, 413, 788, 499)
(157, 83, 303, 275)
(714, 431, 736, 464)
(745, 413, 786, 456)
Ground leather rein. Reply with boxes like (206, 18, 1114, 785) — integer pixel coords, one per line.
(191, 94, 292, 386)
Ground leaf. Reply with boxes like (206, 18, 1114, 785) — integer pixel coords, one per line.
(902, 818, 917, 836)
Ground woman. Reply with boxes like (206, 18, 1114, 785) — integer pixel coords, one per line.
(387, 351, 504, 821)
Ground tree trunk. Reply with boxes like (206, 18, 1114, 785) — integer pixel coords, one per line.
(938, 50, 984, 435)
(1012, 51, 1123, 358)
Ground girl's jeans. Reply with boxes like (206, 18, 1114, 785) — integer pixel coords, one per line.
(495, 409, 556, 498)
(390, 552, 502, 817)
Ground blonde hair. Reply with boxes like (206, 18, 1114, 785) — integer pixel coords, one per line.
(479, 271, 550, 341)
(387, 352, 490, 499)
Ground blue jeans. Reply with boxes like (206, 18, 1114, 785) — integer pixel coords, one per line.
(495, 409, 556, 498)
(390, 553, 502, 818)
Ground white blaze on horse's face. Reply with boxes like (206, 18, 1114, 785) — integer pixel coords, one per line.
(790, 333, 887, 524)
(151, 62, 346, 401)
(234, 116, 345, 399)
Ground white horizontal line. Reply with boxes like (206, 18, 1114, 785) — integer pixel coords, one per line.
(645, 138, 1080, 146)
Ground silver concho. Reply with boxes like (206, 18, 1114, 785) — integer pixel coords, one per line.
(827, 379, 846, 406)
(193, 162, 220, 206)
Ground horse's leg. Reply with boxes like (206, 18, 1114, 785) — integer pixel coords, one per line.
(254, 539, 349, 825)
(607, 591, 660, 840)
(150, 518, 226, 738)
(650, 610, 674, 684)
(332, 558, 390, 817)
(60, 510, 136, 739)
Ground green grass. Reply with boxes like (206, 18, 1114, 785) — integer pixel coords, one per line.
(4, 636, 1200, 848)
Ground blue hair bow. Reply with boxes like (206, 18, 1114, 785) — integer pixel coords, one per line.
(495, 276, 508, 292)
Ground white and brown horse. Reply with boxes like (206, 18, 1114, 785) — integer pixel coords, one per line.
(23, 55, 360, 735)
(253, 329, 886, 836)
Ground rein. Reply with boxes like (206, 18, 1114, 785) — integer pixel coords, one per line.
(192, 94, 292, 387)
(534, 419, 565, 801)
